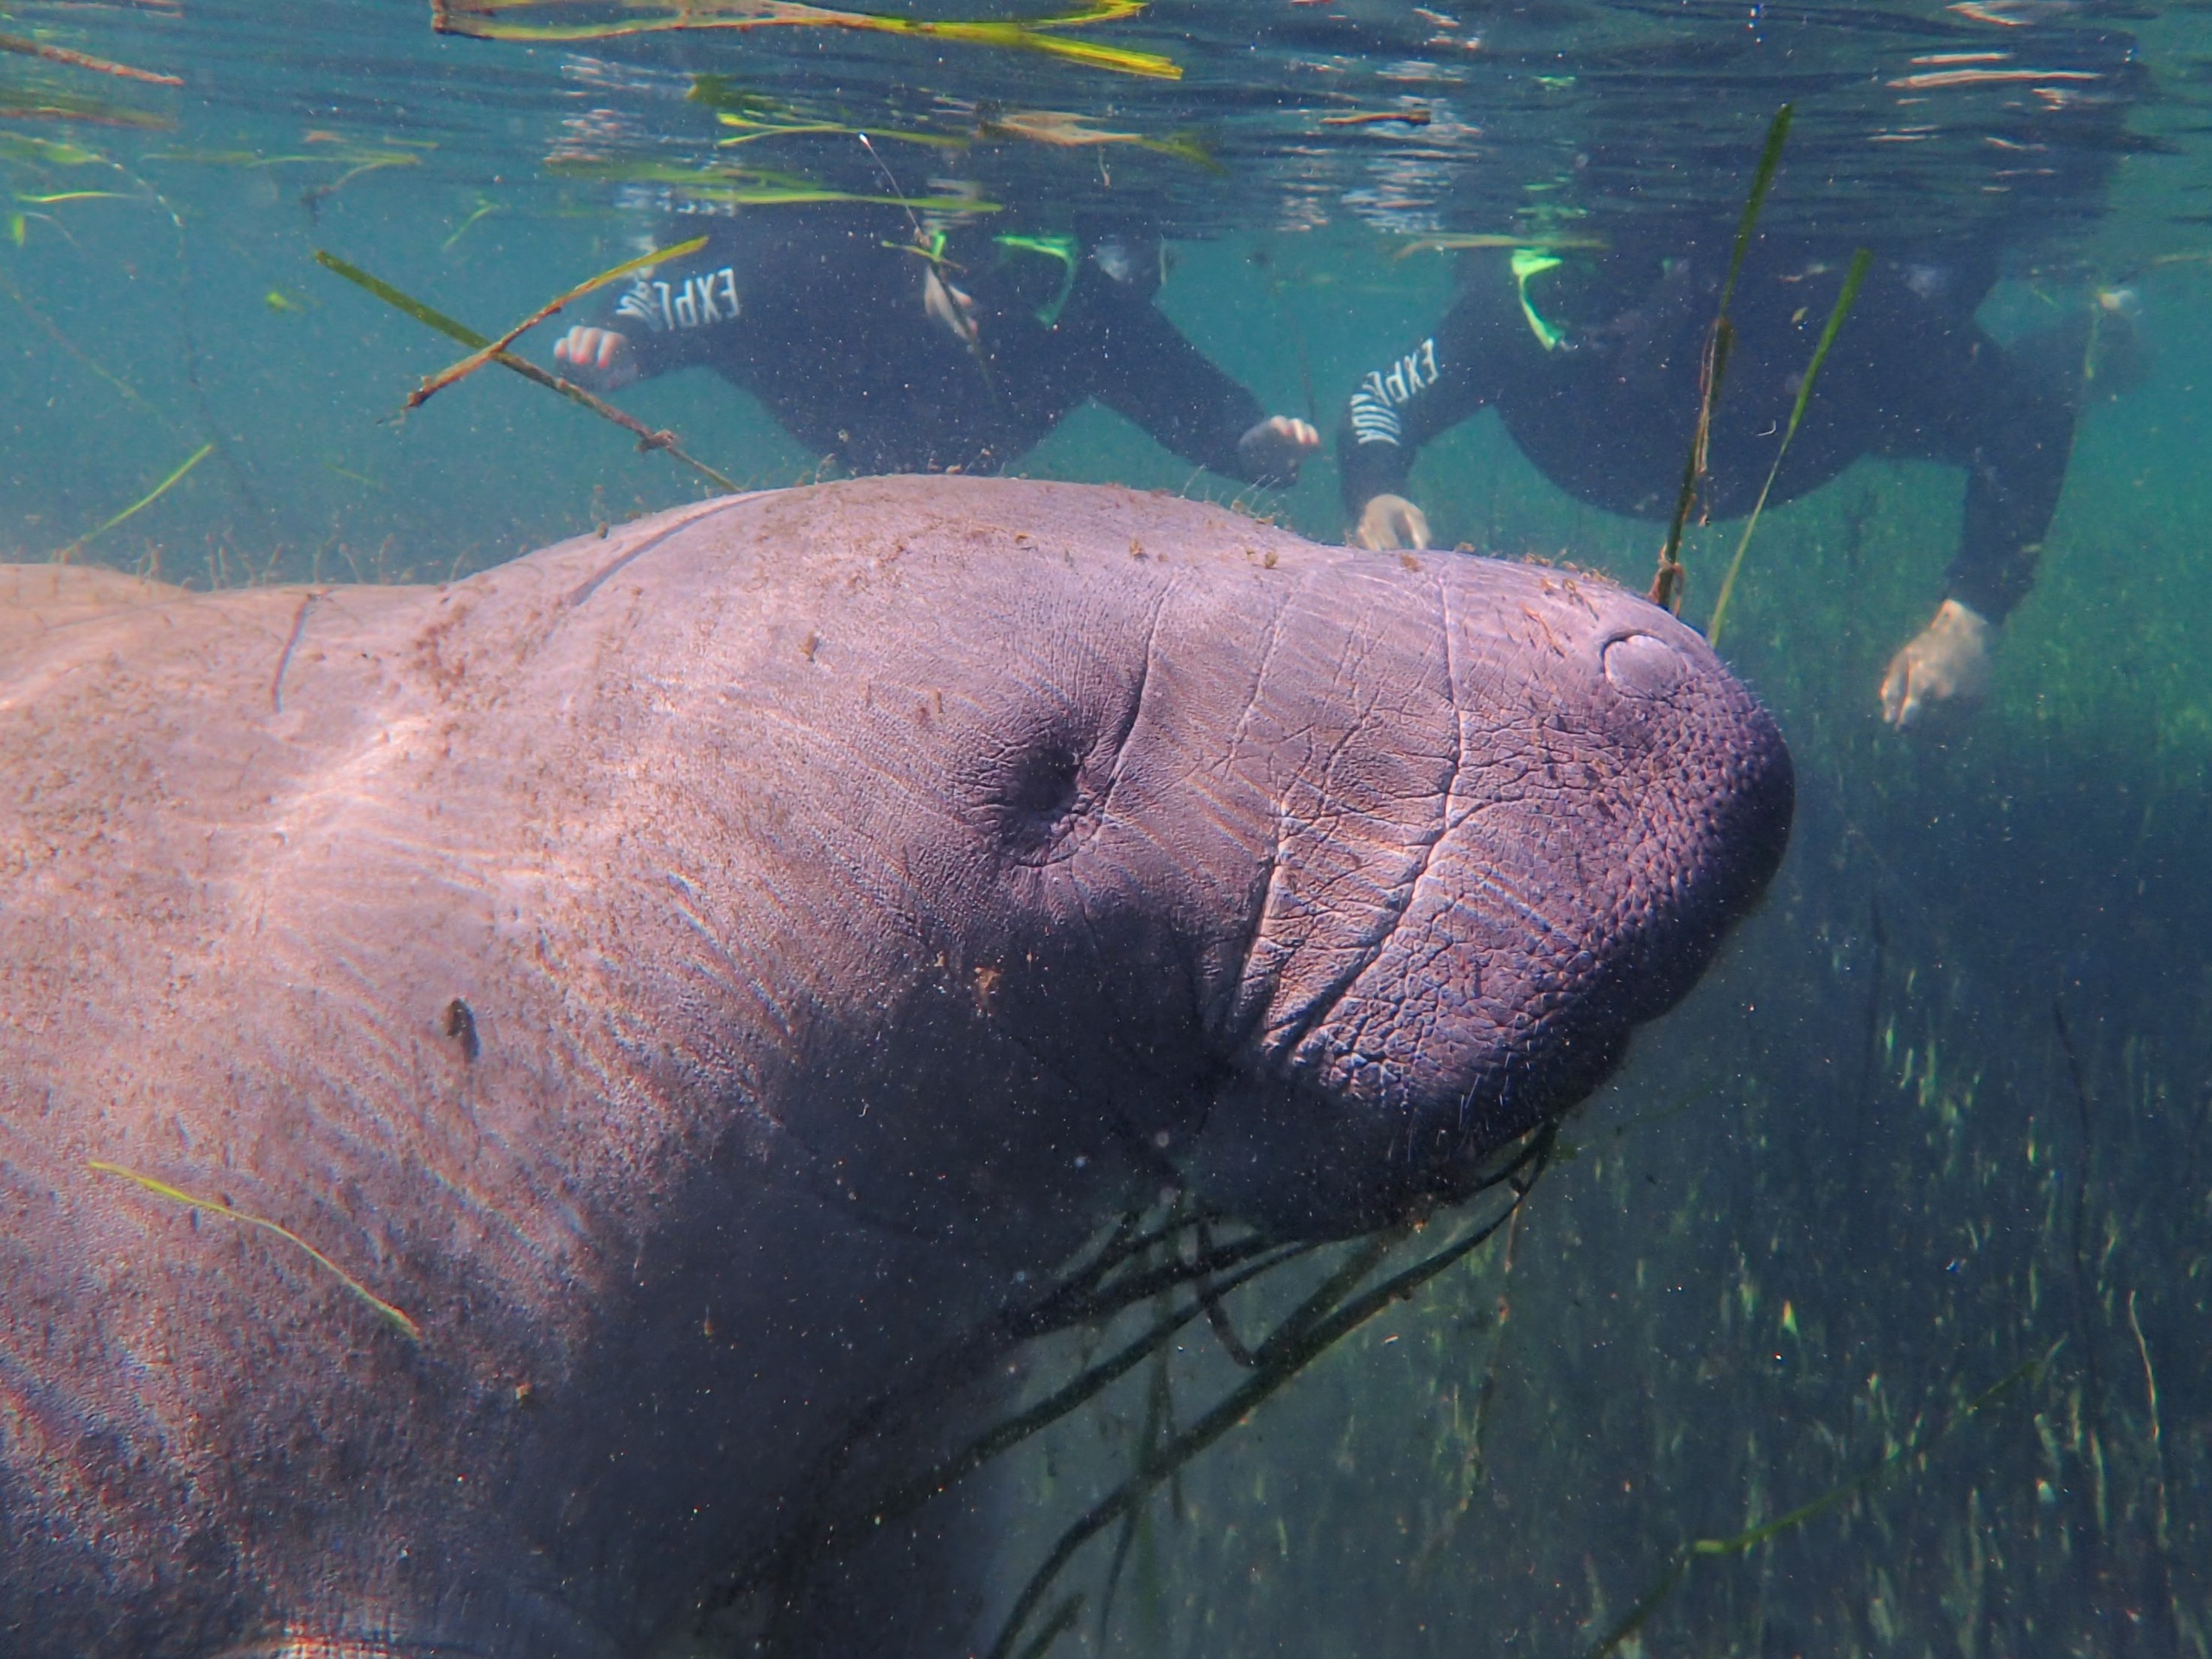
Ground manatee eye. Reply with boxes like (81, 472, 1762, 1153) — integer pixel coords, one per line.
(991, 741, 1089, 862)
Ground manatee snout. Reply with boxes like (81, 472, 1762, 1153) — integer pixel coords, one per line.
(1188, 565, 1793, 1236)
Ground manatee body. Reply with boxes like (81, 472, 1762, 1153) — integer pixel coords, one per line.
(0, 477, 1790, 1658)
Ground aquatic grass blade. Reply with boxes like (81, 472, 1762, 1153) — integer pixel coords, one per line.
(315, 249, 740, 492)
(88, 1160, 423, 1341)
(432, 0, 1181, 79)
(405, 234, 706, 410)
(983, 1185, 1535, 1659)
(1393, 232, 1609, 260)
(1707, 245, 1872, 645)
(0, 32, 182, 86)
(1648, 105, 1791, 613)
(542, 156, 998, 211)
(54, 442, 211, 562)
(1719, 104, 1793, 318)
(315, 248, 489, 347)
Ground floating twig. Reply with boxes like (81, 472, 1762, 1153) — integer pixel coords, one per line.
(314, 249, 739, 493)
(978, 108, 1215, 170)
(1319, 107, 1431, 128)
(87, 1160, 423, 1341)
(1706, 245, 1870, 644)
(0, 32, 183, 86)
(406, 235, 704, 410)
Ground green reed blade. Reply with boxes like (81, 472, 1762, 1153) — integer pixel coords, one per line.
(314, 249, 488, 348)
(1648, 105, 1792, 613)
(1719, 104, 1793, 318)
(54, 442, 212, 561)
(407, 235, 706, 409)
(314, 248, 740, 493)
(1707, 245, 1872, 644)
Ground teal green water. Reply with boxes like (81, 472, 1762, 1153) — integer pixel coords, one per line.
(5, 1, 2211, 1655)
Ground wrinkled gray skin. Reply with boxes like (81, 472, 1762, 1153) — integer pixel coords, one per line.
(0, 477, 1789, 1659)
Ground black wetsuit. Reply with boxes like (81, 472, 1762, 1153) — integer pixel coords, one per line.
(588, 213, 1287, 484)
(1338, 245, 2085, 621)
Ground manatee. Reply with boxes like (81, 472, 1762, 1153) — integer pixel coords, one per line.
(0, 476, 1790, 1659)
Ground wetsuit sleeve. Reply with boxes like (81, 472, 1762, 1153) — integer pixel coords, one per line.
(1949, 327, 2080, 623)
(1337, 290, 1513, 519)
(587, 227, 754, 381)
(1064, 278, 1274, 481)
(1871, 314, 2082, 624)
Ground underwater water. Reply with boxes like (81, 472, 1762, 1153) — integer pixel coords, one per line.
(3, 0, 2209, 1655)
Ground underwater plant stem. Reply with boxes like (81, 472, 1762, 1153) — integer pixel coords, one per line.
(1707, 246, 1870, 645)
(1014, 1595, 1084, 1659)
(2126, 1289, 2182, 1644)
(53, 442, 212, 562)
(405, 236, 706, 410)
(1194, 1219, 1260, 1366)
(986, 1194, 1530, 1659)
(87, 1160, 421, 1340)
(431, 0, 1181, 79)
(0, 265, 177, 431)
(1649, 105, 1792, 613)
(838, 1239, 1307, 1543)
(0, 32, 183, 86)
(1580, 1354, 2047, 1659)
(314, 251, 741, 493)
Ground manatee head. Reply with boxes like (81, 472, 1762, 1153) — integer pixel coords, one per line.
(592, 481, 1790, 1249)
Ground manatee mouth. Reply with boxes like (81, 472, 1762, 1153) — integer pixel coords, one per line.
(1186, 604, 1795, 1242)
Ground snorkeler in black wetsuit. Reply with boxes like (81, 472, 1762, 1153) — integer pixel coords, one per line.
(554, 211, 1319, 487)
(1336, 239, 2125, 725)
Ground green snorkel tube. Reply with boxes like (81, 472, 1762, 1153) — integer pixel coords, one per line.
(1511, 247, 1569, 352)
(993, 232, 1082, 327)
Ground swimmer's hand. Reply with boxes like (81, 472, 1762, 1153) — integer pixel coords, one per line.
(1880, 598, 1993, 728)
(553, 326, 639, 391)
(1236, 416, 1321, 486)
(1351, 493, 1431, 552)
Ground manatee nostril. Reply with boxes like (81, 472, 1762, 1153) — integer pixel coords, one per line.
(1602, 632, 1689, 699)
(995, 743, 1088, 859)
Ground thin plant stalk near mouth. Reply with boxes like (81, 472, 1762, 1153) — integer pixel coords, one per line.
(711, 1126, 1555, 1659)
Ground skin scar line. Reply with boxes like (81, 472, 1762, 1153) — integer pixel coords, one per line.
(270, 590, 323, 714)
